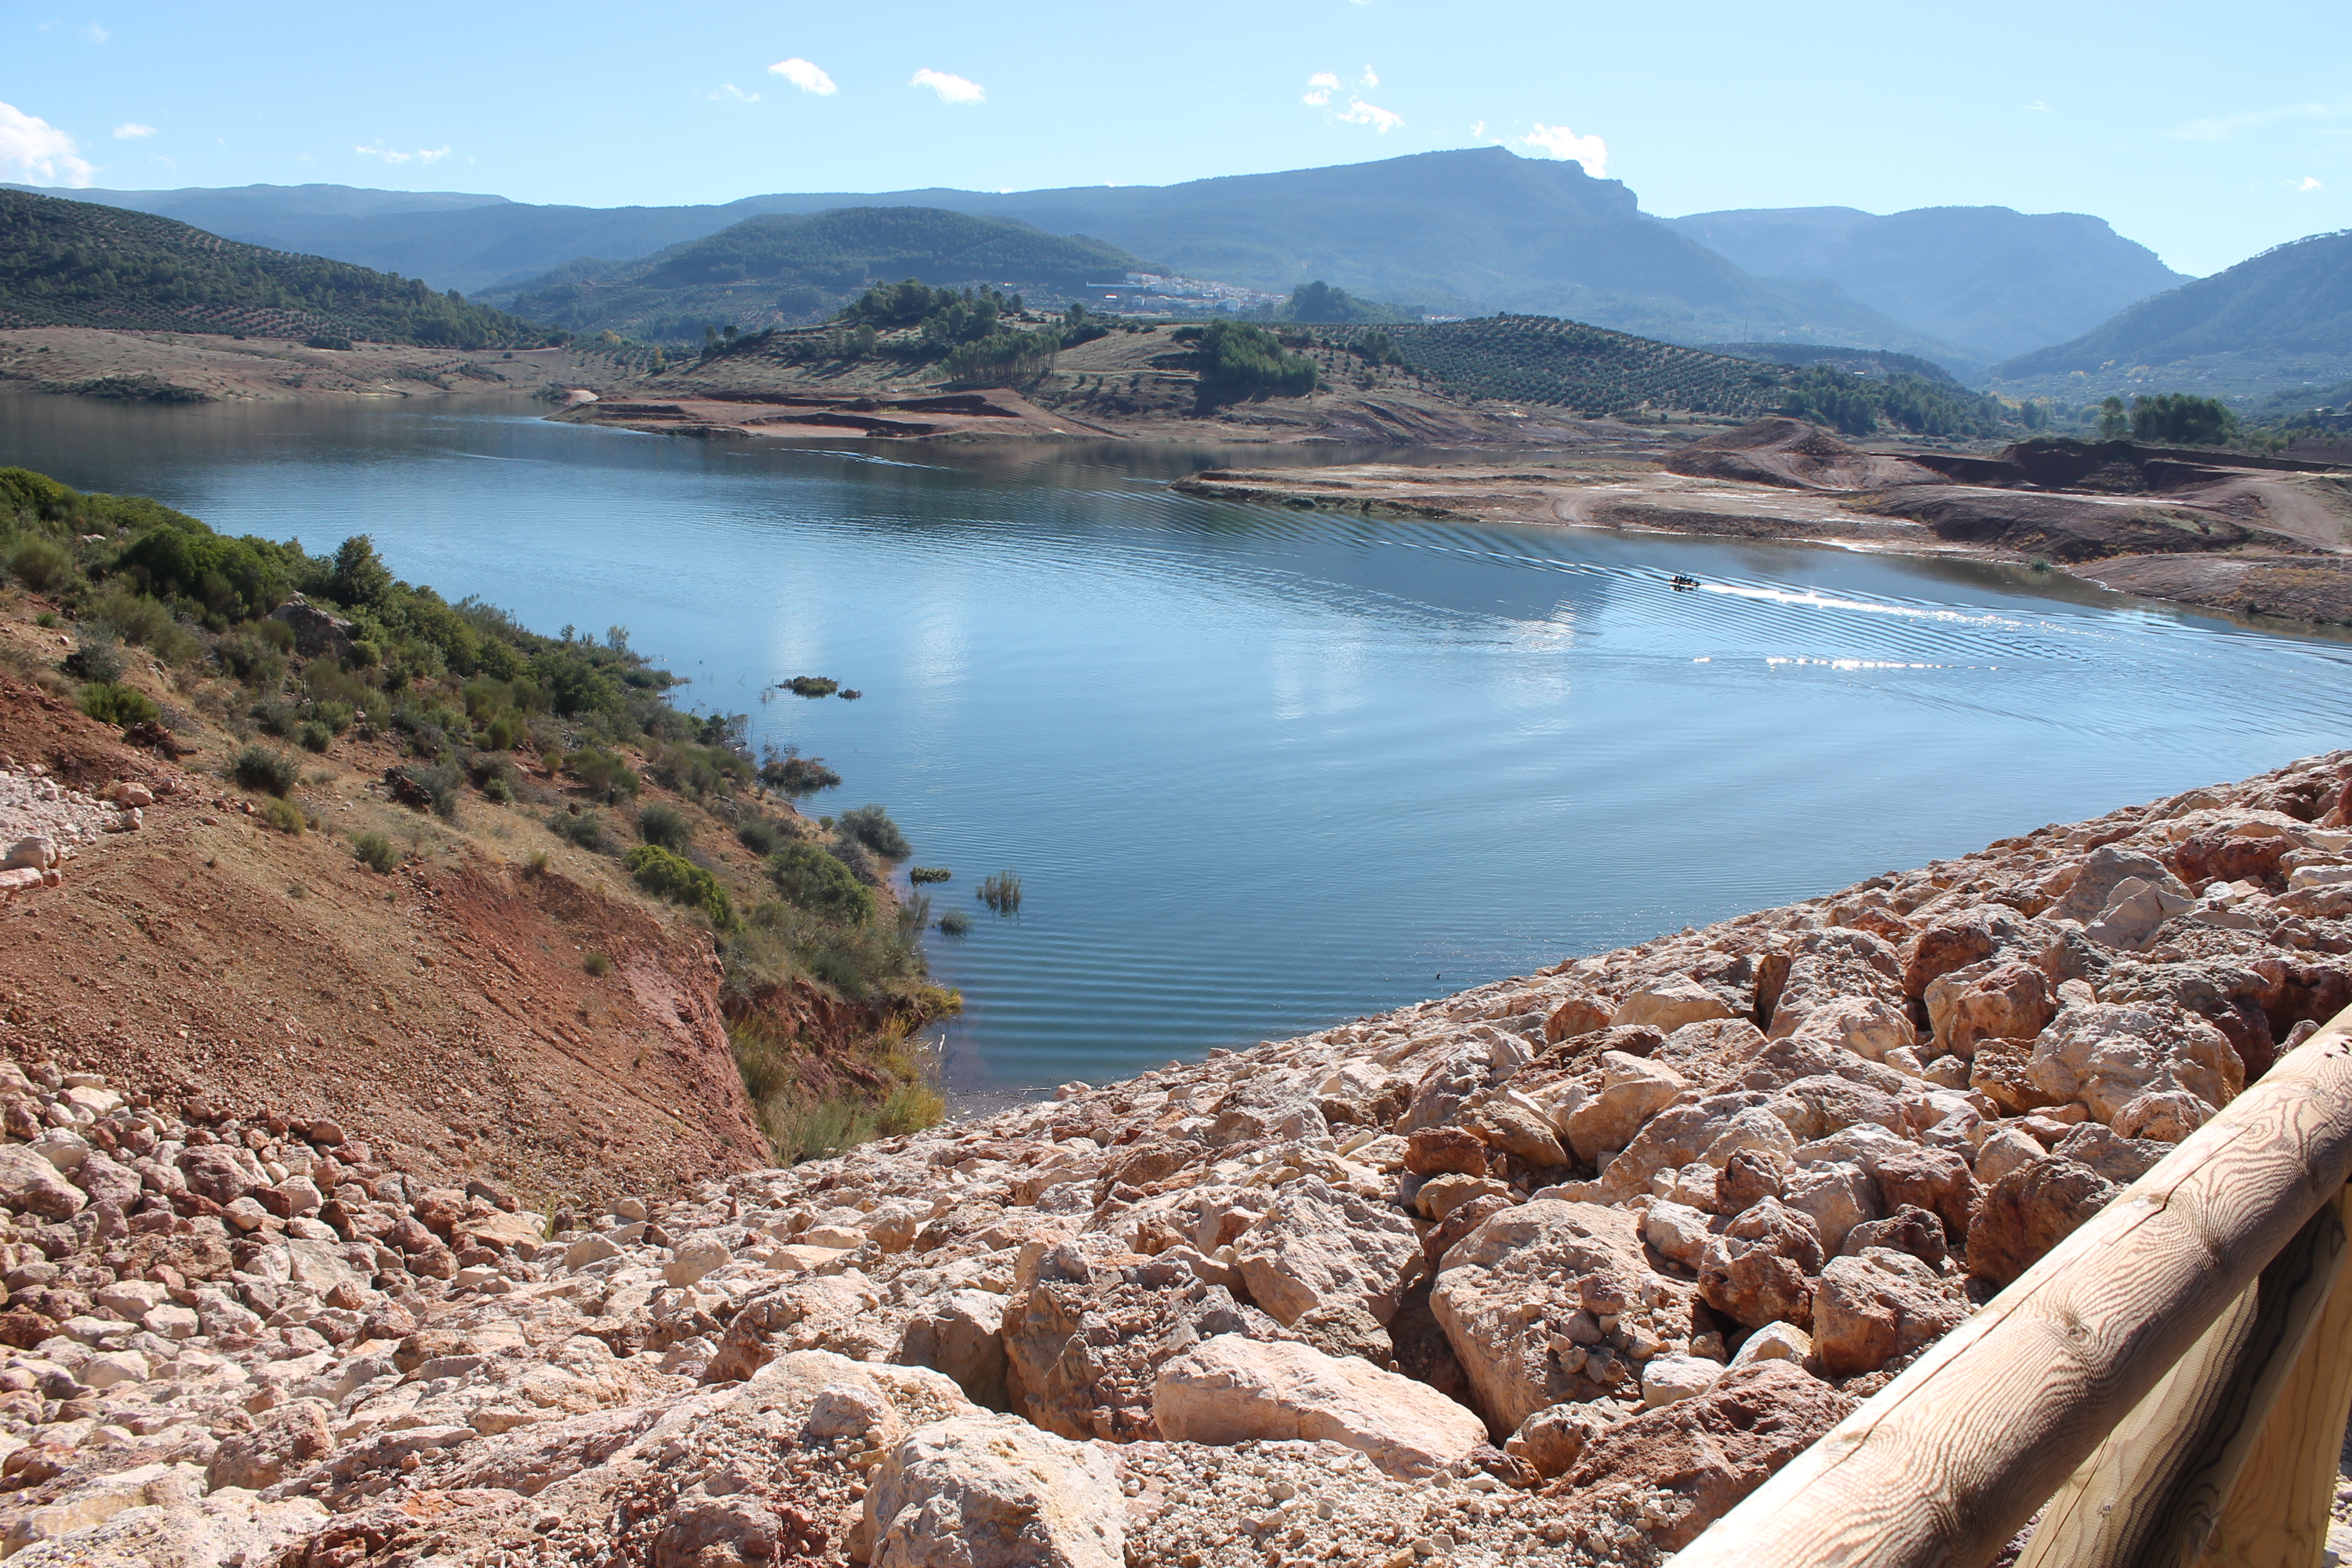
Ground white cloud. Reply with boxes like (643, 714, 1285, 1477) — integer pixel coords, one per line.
(911, 69, 984, 106)
(112, 122, 155, 139)
(2174, 101, 2349, 142)
(769, 57, 837, 96)
(707, 84, 760, 102)
(0, 101, 94, 186)
(355, 142, 452, 165)
(2026, 100, 2051, 113)
(83, 23, 108, 43)
(1305, 68, 1401, 132)
(1519, 122, 1608, 176)
(2299, 176, 2324, 192)
(1337, 99, 1404, 133)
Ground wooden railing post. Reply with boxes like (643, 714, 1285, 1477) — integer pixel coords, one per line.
(2014, 1193, 2345, 1568)
(1666, 1018, 2352, 1568)
(2192, 1184, 2352, 1568)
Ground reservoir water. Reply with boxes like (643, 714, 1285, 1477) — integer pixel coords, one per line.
(7, 393, 2351, 1097)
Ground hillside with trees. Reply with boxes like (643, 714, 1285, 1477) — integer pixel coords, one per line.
(1990, 230, 2352, 403)
(0, 189, 556, 348)
(478, 208, 1156, 344)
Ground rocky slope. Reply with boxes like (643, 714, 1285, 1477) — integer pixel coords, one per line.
(7, 750, 2352, 1566)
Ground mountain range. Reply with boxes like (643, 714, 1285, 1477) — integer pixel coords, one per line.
(1662, 205, 2184, 362)
(14, 149, 2350, 404)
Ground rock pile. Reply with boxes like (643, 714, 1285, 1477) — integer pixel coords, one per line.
(0, 763, 174, 896)
(5, 751, 2352, 1566)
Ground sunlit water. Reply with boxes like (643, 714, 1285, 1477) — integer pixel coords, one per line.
(8, 394, 2350, 1097)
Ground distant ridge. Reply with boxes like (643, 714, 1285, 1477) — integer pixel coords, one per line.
(1990, 229, 2352, 402)
(0, 188, 553, 347)
(478, 208, 1157, 342)
(1665, 205, 2184, 362)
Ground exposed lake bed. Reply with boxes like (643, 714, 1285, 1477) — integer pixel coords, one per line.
(8, 391, 2352, 1098)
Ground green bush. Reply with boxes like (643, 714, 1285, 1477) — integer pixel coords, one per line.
(837, 804, 911, 859)
(231, 744, 301, 796)
(297, 721, 333, 753)
(638, 802, 693, 851)
(568, 745, 640, 803)
(63, 633, 126, 684)
(549, 809, 609, 851)
(392, 761, 462, 820)
(908, 865, 951, 884)
(625, 843, 736, 928)
(260, 797, 305, 834)
(770, 841, 876, 923)
(583, 951, 612, 977)
(352, 832, 399, 873)
(736, 815, 785, 854)
(759, 748, 840, 797)
(936, 908, 972, 936)
(1194, 319, 1319, 402)
(5, 536, 72, 592)
(785, 676, 839, 698)
(483, 776, 514, 804)
(78, 682, 159, 728)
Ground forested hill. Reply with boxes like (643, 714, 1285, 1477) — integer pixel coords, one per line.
(477, 207, 1158, 343)
(0, 189, 556, 349)
(1990, 230, 2352, 401)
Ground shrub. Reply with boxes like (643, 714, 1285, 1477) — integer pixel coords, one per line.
(5, 536, 72, 592)
(625, 843, 736, 928)
(78, 682, 160, 728)
(908, 865, 952, 884)
(352, 832, 399, 873)
(525, 849, 551, 874)
(298, 721, 333, 753)
(93, 588, 170, 648)
(770, 842, 876, 923)
(785, 676, 839, 697)
(638, 802, 694, 852)
(736, 815, 785, 855)
(936, 908, 972, 936)
(977, 869, 1023, 913)
(583, 951, 612, 977)
(261, 797, 305, 834)
(568, 745, 640, 803)
(63, 633, 126, 684)
(548, 810, 609, 851)
(837, 804, 911, 859)
(231, 744, 301, 796)
(483, 776, 514, 804)
(391, 761, 462, 820)
(759, 749, 841, 797)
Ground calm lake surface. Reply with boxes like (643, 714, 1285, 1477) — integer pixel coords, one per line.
(8, 394, 2352, 1097)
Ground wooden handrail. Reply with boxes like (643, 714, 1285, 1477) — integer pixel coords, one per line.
(1669, 1010, 2352, 1568)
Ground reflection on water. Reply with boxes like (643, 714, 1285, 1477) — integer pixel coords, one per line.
(8, 393, 2351, 1094)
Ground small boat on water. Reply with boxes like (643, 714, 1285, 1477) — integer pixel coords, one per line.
(1669, 574, 1699, 590)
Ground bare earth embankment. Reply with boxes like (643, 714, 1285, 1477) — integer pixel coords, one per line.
(6, 711, 2352, 1564)
(1177, 418, 2352, 629)
(0, 330, 602, 405)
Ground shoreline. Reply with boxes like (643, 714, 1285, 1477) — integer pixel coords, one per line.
(1170, 423, 2352, 632)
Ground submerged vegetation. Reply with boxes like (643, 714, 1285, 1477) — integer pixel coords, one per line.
(977, 869, 1023, 914)
(0, 461, 951, 1161)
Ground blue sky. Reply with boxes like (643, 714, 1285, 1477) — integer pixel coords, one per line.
(3, 1, 2345, 276)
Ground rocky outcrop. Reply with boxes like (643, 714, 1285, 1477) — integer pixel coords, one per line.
(1, 753, 2350, 1565)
